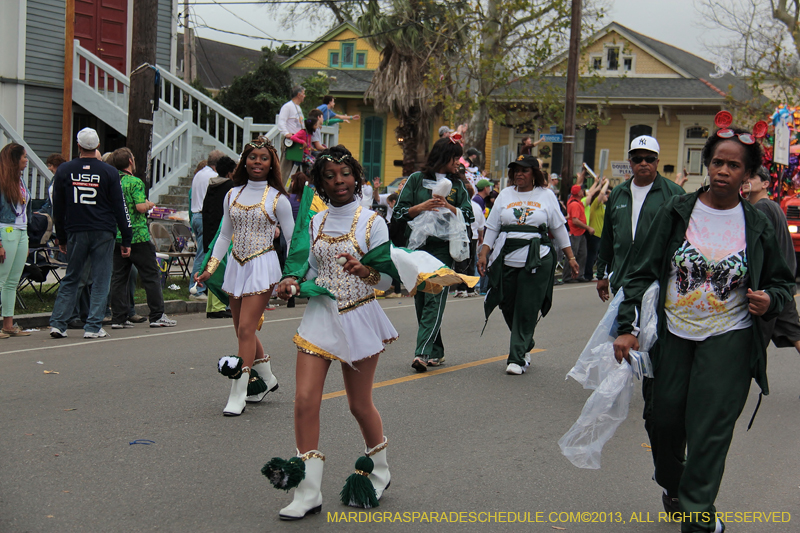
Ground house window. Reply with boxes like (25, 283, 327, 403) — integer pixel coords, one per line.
(686, 126, 708, 139)
(329, 51, 340, 67)
(606, 47, 619, 71)
(356, 51, 366, 68)
(342, 43, 355, 67)
(591, 56, 602, 71)
(623, 57, 632, 72)
(630, 124, 653, 140)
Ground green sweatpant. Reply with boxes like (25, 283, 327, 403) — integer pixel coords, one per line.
(499, 253, 554, 366)
(653, 328, 753, 533)
(206, 291, 227, 313)
(414, 243, 452, 361)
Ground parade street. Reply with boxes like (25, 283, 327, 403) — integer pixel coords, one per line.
(1, 283, 797, 532)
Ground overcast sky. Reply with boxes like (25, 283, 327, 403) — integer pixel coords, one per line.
(189, 0, 731, 65)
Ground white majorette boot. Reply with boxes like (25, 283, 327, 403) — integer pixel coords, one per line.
(222, 367, 249, 416)
(246, 356, 279, 403)
(367, 437, 390, 500)
(278, 450, 325, 520)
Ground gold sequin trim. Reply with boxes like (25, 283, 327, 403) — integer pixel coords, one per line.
(339, 294, 376, 314)
(366, 440, 388, 457)
(361, 266, 380, 286)
(225, 282, 278, 299)
(315, 206, 365, 256)
(231, 183, 275, 223)
(253, 356, 270, 364)
(365, 211, 379, 249)
(354, 470, 370, 476)
(300, 451, 325, 462)
(293, 333, 346, 363)
(232, 246, 275, 265)
(206, 257, 221, 275)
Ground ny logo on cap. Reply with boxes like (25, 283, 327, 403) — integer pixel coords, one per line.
(517, 155, 525, 161)
(639, 138, 648, 146)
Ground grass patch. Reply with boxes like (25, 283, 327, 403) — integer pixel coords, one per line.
(15, 276, 193, 315)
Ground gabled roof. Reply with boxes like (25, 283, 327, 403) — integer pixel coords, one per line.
(546, 21, 751, 101)
(281, 21, 367, 68)
(288, 68, 374, 95)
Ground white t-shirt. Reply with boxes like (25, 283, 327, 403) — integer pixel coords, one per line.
(191, 166, 217, 213)
(630, 181, 653, 237)
(360, 184, 374, 208)
(470, 200, 485, 240)
(483, 187, 569, 267)
(311, 127, 322, 148)
(664, 201, 751, 341)
(277, 100, 304, 138)
(1, 184, 29, 231)
(375, 193, 394, 221)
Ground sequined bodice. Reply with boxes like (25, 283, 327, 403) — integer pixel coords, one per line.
(313, 206, 376, 312)
(229, 184, 280, 265)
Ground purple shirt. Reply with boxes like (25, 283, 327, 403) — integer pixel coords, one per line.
(472, 194, 485, 211)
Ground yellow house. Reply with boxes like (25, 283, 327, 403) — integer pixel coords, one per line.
(488, 21, 752, 190)
(282, 22, 407, 186)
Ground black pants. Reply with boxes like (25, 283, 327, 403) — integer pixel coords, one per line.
(111, 242, 165, 323)
(584, 233, 601, 280)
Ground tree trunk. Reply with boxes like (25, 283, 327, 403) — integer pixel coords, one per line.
(127, 0, 158, 193)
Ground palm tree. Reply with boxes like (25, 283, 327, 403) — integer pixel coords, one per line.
(359, 0, 464, 175)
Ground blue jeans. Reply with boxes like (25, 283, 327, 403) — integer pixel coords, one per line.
(50, 231, 116, 333)
(190, 213, 205, 295)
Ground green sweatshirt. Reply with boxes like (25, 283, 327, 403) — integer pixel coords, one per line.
(596, 173, 685, 293)
(616, 190, 795, 395)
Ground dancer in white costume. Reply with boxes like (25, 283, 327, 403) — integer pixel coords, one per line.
(195, 137, 294, 416)
(266, 146, 394, 520)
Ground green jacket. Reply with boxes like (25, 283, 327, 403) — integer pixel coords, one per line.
(596, 173, 685, 293)
(393, 171, 474, 258)
(617, 190, 795, 395)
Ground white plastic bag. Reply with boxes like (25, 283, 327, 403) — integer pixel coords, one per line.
(448, 208, 470, 262)
(558, 343, 634, 469)
(566, 288, 625, 389)
(407, 177, 470, 260)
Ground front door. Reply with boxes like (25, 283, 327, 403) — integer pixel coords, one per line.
(362, 116, 384, 184)
(75, 0, 128, 73)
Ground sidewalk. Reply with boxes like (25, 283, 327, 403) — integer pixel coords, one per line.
(15, 300, 209, 329)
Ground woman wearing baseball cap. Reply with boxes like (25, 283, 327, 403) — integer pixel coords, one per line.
(477, 155, 579, 375)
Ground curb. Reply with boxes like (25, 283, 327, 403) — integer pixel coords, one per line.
(16, 300, 207, 329)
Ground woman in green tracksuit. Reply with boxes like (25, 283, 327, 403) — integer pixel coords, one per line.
(393, 137, 474, 372)
(613, 127, 794, 533)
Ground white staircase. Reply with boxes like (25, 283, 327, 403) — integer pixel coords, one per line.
(72, 41, 338, 206)
(0, 114, 53, 199)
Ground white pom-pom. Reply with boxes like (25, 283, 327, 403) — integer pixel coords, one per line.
(189, 283, 198, 294)
(290, 285, 297, 296)
(337, 256, 347, 265)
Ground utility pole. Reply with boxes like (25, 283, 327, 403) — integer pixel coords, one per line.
(560, 0, 582, 203)
(127, 0, 158, 193)
(183, 0, 192, 82)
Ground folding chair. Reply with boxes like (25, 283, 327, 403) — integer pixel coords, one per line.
(171, 223, 195, 252)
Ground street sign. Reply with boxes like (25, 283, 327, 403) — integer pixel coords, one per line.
(611, 161, 632, 177)
(540, 134, 563, 143)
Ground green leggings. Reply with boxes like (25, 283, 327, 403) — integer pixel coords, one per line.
(0, 228, 28, 317)
(653, 328, 753, 533)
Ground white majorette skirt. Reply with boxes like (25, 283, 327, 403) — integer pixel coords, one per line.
(294, 297, 398, 365)
(222, 250, 283, 298)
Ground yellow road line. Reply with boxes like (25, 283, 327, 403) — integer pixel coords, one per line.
(321, 349, 545, 400)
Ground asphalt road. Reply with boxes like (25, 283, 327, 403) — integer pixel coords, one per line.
(1, 283, 798, 532)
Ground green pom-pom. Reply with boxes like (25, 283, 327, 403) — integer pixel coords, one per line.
(262, 456, 306, 491)
(218, 356, 243, 378)
(247, 369, 267, 396)
(340, 456, 378, 508)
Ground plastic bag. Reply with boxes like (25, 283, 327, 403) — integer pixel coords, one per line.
(558, 343, 634, 469)
(566, 288, 625, 389)
(448, 208, 470, 262)
(406, 177, 470, 260)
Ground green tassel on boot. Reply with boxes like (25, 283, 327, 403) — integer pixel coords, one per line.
(340, 455, 379, 508)
(217, 356, 243, 378)
(247, 369, 267, 396)
(262, 456, 306, 491)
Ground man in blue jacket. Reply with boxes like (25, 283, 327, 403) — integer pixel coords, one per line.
(49, 128, 132, 339)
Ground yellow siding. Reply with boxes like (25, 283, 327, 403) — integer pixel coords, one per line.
(336, 98, 362, 156)
(485, 120, 494, 171)
(553, 30, 680, 76)
(292, 28, 380, 70)
(383, 113, 404, 181)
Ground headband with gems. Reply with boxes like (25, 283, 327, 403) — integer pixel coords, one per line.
(319, 153, 352, 164)
(245, 138, 273, 152)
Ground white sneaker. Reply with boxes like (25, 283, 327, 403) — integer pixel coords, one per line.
(523, 353, 532, 368)
(84, 328, 110, 339)
(150, 314, 177, 327)
(111, 320, 135, 329)
(506, 363, 525, 375)
(50, 327, 68, 338)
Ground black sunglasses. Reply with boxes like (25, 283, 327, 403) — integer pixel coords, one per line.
(630, 155, 657, 164)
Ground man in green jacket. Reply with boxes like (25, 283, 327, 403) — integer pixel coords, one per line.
(596, 136, 685, 300)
